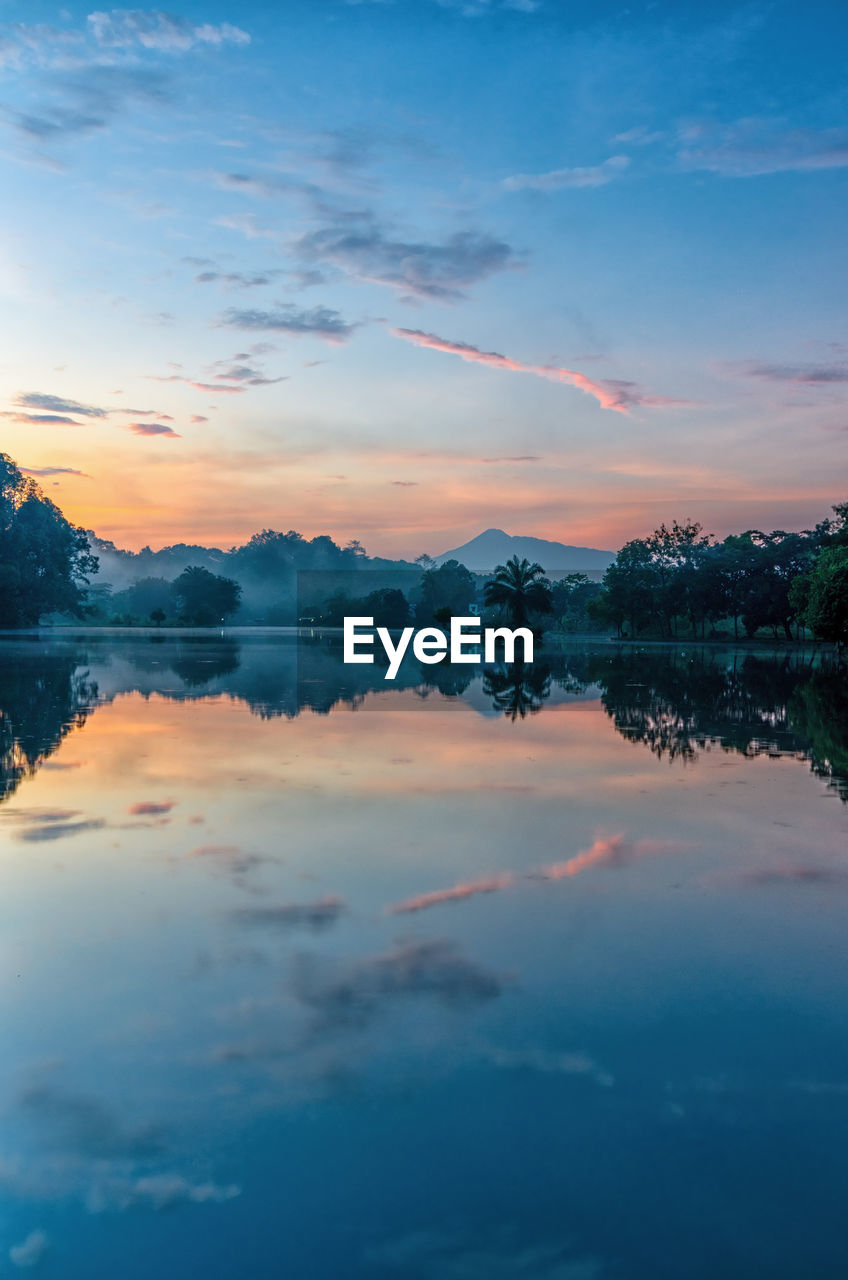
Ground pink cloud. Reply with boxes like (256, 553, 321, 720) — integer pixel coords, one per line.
(538, 834, 630, 879)
(538, 835, 685, 880)
(392, 328, 687, 414)
(187, 382, 245, 395)
(386, 873, 515, 915)
(129, 422, 181, 438)
(128, 800, 176, 816)
(382, 835, 688, 916)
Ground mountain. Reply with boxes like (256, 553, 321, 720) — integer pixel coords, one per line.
(434, 528, 615, 573)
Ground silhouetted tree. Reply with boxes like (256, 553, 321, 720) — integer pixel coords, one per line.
(483, 556, 553, 627)
(414, 559, 476, 624)
(319, 587, 410, 629)
(171, 566, 241, 625)
(0, 453, 98, 626)
(550, 573, 604, 633)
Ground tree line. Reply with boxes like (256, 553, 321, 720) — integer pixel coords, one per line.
(584, 504, 848, 648)
(2, 448, 847, 646)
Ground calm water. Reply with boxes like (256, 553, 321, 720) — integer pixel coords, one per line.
(1, 633, 847, 1278)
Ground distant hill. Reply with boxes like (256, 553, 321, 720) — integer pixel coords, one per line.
(435, 528, 615, 573)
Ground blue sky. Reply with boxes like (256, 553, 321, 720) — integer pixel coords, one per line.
(1, 0, 846, 555)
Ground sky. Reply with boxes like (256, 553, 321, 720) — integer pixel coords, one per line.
(1, 0, 847, 558)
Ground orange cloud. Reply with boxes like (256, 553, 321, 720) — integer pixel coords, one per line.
(392, 328, 687, 414)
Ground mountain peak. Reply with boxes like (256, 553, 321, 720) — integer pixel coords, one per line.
(435, 529, 615, 573)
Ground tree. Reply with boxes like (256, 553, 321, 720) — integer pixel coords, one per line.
(803, 546, 848, 650)
(483, 556, 553, 628)
(813, 500, 848, 550)
(550, 573, 604, 633)
(150, 607, 166, 627)
(108, 576, 173, 624)
(319, 587, 410, 629)
(594, 539, 656, 638)
(171, 565, 241, 626)
(0, 452, 98, 626)
(643, 520, 713, 639)
(734, 530, 815, 640)
(414, 559, 477, 624)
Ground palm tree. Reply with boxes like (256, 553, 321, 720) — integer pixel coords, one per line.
(484, 556, 553, 627)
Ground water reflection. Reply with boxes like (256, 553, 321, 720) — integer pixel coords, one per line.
(482, 660, 552, 720)
(0, 643, 97, 801)
(1, 635, 845, 801)
(1, 633, 847, 1278)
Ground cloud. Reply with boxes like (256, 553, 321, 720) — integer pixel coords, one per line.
(294, 940, 503, 1029)
(5, 414, 82, 425)
(87, 1172, 240, 1214)
(678, 120, 848, 177)
(295, 224, 515, 300)
(504, 154, 630, 192)
(15, 392, 106, 418)
(213, 364, 287, 386)
(186, 844, 267, 883)
(538, 835, 684, 880)
(0, 24, 80, 72)
(87, 11, 250, 53)
(222, 304, 356, 342)
(231, 897, 346, 931)
(387, 873, 514, 915)
(194, 268, 282, 288)
(1, 808, 82, 825)
(20, 466, 88, 477)
(186, 381, 246, 394)
(728, 360, 848, 386)
(20, 1084, 163, 1159)
(614, 126, 666, 145)
(146, 363, 284, 393)
(8, 66, 172, 142)
(15, 819, 107, 843)
(736, 866, 848, 888)
(379, 835, 684, 918)
(129, 422, 180, 437)
(393, 328, 685, 413)
(391, 480, 418, 487)
(9, 1230, 48, 1270)
(190, 414, 208, 423)
(128, 800, 175, 816)
(485, 1045, 614, 1087)
(481, 454, 541, 462)
(349, 0, 541, 11)
(368, 1228, 602, 1280)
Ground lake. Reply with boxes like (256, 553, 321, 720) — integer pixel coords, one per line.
(1, 632, 847, 1278)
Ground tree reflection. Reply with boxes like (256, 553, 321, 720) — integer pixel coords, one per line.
(1, 636, 847, 802)
(483, 661, 552, 721)
(0, 645, 97, 801)
(170, 640, 241, 688)
(581, 647, 848, 800)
